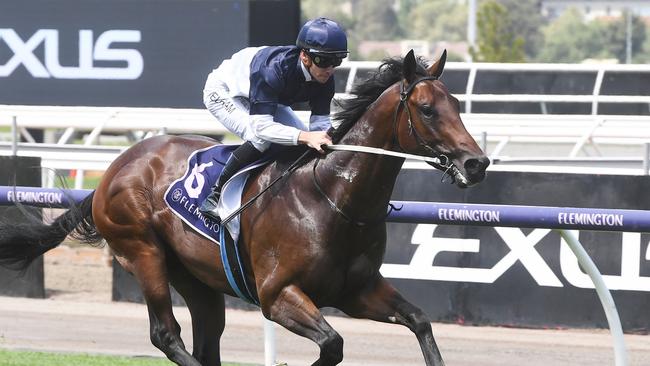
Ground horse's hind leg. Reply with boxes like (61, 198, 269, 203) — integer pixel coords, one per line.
(167, 255, 225, 366)
(263, 285, 343, 366)
(115, 239, 201, 366)
(341, 276, 445, 366)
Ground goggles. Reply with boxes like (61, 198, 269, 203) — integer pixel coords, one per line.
(307, 51, 345, 68)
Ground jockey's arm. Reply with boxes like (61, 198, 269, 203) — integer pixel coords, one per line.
(309, 115, 331, 131)
(251, 114, 331, 153)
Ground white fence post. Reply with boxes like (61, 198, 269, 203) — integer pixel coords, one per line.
(11, 116, 17, 156)
(643, 142, 650, 175)
(264, 318, 277, 366)
(559, 230, 628, 366)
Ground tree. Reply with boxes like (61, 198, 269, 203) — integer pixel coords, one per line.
(300, 0, 354, 30)
(634, 22, 650, 63)
(396, 0, 419, 33)
(406, 0, 467, 42)
(494, 0, 545, 59)
(470, 1, 526, 62)
(600, 11, 647, 63)
(300, 0, 356, 57)
(537, 8, 587, 62)
(353, 0, 402, 41)
(536, 7, 650, 63)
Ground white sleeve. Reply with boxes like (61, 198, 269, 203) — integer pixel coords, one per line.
(309, 115, 331, 131)
(250, 114, 301, 145)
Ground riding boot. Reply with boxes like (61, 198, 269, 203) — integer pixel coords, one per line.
(199, 141, 263, 221)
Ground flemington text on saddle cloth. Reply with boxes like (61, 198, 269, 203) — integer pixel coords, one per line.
(163, 144, 267, 244)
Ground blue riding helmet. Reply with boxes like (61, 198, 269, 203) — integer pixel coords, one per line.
(296, 17, 349, 59)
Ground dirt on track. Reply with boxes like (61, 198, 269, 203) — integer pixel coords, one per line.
(43, 244, 113, 302)
(0, 244, 649, 366)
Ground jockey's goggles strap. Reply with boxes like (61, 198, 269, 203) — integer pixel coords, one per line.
(307, 49, 349, 58)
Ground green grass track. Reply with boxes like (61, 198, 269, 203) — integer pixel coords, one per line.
(0, 348, 256, 366)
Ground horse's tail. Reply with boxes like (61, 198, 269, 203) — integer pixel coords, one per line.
(0, 191, 102, 271)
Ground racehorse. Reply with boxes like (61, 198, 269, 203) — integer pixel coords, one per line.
(0, 50, 489, 366)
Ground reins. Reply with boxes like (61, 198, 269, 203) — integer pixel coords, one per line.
(221, 142, 461, 227)
(324, 144, 467, 185)
(220, 149, 314, 225)
(308, 76, 468, 226)
(223, 75, 468, 227)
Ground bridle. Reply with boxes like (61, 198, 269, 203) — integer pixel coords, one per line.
(312, 75, 459, 226)
(224, 74, 466, 227)
(392, 75, 456, 176)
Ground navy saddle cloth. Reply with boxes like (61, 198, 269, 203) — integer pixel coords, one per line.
(164, 144, 263, 304)
(164, 144, 235, 242)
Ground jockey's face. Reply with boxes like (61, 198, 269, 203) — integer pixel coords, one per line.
(300, 50, 337, 84)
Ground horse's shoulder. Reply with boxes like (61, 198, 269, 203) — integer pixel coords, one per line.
(257, 145, 312, 175)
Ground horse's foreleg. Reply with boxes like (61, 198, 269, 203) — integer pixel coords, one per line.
(341, 276, 445, 366)
(263, 285, 343, 366)
(168, 256, 225, 366)
(118, 241, 202, 366)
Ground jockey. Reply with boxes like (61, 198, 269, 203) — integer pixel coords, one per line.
(199, 17, 349, 222)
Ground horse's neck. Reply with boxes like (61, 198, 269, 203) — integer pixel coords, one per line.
(339, 86, 398, 151)
(320, 91, 403, 217)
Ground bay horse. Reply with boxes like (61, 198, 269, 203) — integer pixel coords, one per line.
(0, 50, 489, 366)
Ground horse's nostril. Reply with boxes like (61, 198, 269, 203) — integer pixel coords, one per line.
(464, 159, 479, 172)
(464, 156, 490, 174)
(480, 156, 491, 169)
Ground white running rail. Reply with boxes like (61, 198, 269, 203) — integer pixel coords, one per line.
(2, 105, 649, 157)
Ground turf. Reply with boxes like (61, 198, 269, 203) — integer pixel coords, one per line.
(0, 348, 255, 366)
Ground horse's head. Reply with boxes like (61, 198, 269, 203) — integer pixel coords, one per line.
(394, 49, 489, 187)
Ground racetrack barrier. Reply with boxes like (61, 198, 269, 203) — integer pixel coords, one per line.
(2, 185, 650, 232)
(0, 185, 93, 208)
(0, 157, 45, 299)
(3, 173, 649, 365)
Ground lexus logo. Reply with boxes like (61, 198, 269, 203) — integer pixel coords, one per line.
(0, 28, 144, 80)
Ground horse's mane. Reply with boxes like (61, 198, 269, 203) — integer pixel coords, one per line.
(331, 56, 430, 142)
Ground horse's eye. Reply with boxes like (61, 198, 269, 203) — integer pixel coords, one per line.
(420, 105, 437, 118)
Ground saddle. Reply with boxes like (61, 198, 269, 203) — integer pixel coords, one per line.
(164, 143, 313, 305)
(163, 144, 269, 304)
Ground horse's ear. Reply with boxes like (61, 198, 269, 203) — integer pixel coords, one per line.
(428, 49, 447, 79)
(403, 49, 417, 83)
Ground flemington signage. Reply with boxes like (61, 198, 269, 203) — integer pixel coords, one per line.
(0, 186, 92, 208)
(386, 170, 650, 330)
(389, 201, 642, 231)
(5, 189, 64, 205)
(438, 207, 623, 227)
(437, 208, 501, 223)
(557, 211, 624, 227)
